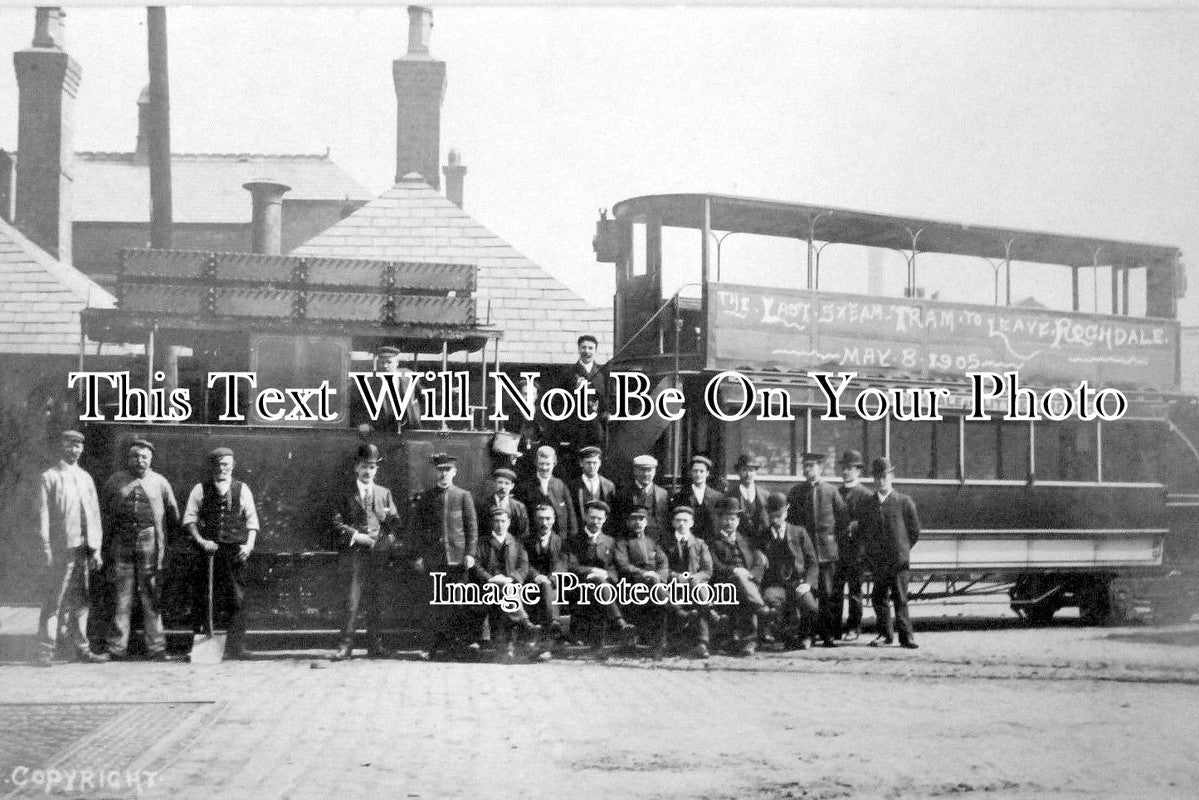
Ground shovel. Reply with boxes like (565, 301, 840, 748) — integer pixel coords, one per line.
(190, 552, 226, 664)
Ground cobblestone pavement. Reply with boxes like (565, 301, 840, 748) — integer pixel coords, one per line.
(1, 610, 1197, 800)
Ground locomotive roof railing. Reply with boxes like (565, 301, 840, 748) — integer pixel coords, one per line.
(83, 248, 499, 351)
(611, 193, 1181, 268)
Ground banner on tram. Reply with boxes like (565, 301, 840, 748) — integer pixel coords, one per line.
(707, 283, 1179, 390)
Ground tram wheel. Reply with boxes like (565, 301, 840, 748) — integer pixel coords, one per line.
(1077, 578, 1127, 626)
(1021, 604, 1058, 626)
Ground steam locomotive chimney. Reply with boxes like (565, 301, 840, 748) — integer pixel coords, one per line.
(442, 149, 466, 209)
(242, 179, 291, 255)
(146, 7, 173, 249)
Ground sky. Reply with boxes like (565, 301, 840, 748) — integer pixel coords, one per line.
(2, 5, 1198, 324)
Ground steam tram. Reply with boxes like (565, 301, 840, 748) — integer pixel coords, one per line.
(595, 193, 1199, 625)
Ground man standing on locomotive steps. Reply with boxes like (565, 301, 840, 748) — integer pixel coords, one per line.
(102, 438, 178, 660)
(786, 452, 845, 648)
(182, 447, 260, 659)
(34, 430, 107, 665)
(331, 443, 401, 661)
(860, 457, 921, 649)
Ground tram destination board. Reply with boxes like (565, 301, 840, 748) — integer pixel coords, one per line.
(708, 283, 1180, 390)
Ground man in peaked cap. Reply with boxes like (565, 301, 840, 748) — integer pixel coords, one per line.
(859, 457, 921, 650)
(835, 450, 872, 641)
(568, 445, 616, 533)
(182, 446, 260, 659)
(785, 451, 846, 648)
(727, 454, 770, 544)
(472, 505, 540, 661)
(34, 430, 107, 665)
(330, 442, 401, 660)
(671, 455, 724, 543)
(615, 454, 670, 542)
(563, 499, 636, 654)
(478, 467, 529, 542)
(662, 504, 715, 659)
(613, 504, 671, 658)
(353, 344, 422, 434)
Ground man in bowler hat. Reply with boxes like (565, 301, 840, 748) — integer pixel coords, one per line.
(785, 452, 846, 647)
(859, 457, 921, 649)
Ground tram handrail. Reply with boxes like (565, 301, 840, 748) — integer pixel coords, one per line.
(610, 283, 701, 363)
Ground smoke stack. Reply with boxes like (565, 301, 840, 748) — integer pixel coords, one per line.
(443, 149, 466, 209)
(146, 7, 173, 249)
(393, 6, 446, 188)
(13, 7, 80, 260)
(243, 179, 291, 255)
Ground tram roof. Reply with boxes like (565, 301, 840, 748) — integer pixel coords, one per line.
(610, 194, 1180, 268)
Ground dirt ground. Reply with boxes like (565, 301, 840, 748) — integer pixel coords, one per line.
(1, 602, 1197, 800)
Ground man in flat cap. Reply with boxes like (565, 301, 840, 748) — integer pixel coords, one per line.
(517, 445, 577, 541)
(613, 504, 671, 658)
(556, 334, 608, 466)
(727, 454, 770, 544)
(101, 438, 178, 660)
(412, 453, 478, 659)
(758, 492, 819, 650)
(564, 499, 636, 654)
(615, 455, 670, 543)
(568, 446, 616, 533)
(330, 443, 401, 660)
(835, 450, 872, 641)
(671, 455, 723, 543)
(785, 452, 846, 648)
(524, 501, 569, 657)
(478, 467, 529, 543)
(662, 505, 715, 659)
(34, 430, 106, 665)
(182, 446, 260, 659)
(707, 495, 769, 656)
(360, 344, 423, 434)
(859, 457, 921, 649)
(473, 506, 540, 661)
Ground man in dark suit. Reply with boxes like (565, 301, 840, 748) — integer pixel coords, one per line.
(351, 345, 423, 434)
(727, 454, 770, 544)
(478, 468, 529, 542)
(557, 335, 608, 467)
(411, 453, 478, 659)
(473, 506, 540, 661)
(663, 505, 715, 659)
(613, 505, 671, 658)
(707, 496, 769, 656)
(758, 492, 819, 650)
(860, 457, 921, 649)
(518, 446, 578, 541)
(563, 500, 636, 654)
(786, 452, 846, 648)
(568, 446, 617, 531)
(331, 443, 401, 660)
(835, 450, 873, 641)
(671, 455, 724, 543)
(614, 454, 670, 542)
(525, 501, 568, 657)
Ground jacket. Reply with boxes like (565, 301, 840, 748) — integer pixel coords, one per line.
(565, 530, 618, 579)
(613, 533, 669, 582)
(837, 482, 874, 566)
(413, 483, 478, 569)
(727, 483, 770, 543)
(100, 469, 178, 571)
(859, 490, 921, 574)
(785, 479, 845, 563)
(518, 475, 578, 540)
(614, 482, 671, 542)
(477, 494, 530, 542)
(568, 474, 617, 529)
(671, 484, 724, 542)
(760, 522, 818, 588)
(332, 482, 400, 552)
(708, 532, 767, 584)
(663, 534, 713, 582)
(525, 530, 567, 579)
(38, 461, 103, 555)
(474, 532, 530, 583)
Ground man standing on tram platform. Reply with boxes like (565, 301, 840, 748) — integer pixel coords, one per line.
(101, 438, 178, 660)
(835, 450, 872, 641)
(860, 457, 921, 649)
(34, 430, 107, 665)
(785, 452, 845, 648)
(182, 447, 260, 659)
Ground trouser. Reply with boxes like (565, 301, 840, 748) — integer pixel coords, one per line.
(474, 587, 531, 644)
(814, 561, 839, 641)
(564, 573, 624, 646)
(339, 547, 391, 648)
(622, 575, 668, 647)
(426, 565, 471, 649)
(39, 547, 92, 658)
(718, 570, 764, 640)
(105, 528, 165, 655)
(834, 557, 864, 635)
(193, 544, 248, 644)
(664, 574, 711, 646)
(528, 573, 562, 626)
(762, 581, 819, 640)
(871, 567, 914, 644)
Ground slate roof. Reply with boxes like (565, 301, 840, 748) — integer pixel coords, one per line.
(292, 174, 613, 365)
(0, 216, 117, 355)
(72, 152, 374, 224)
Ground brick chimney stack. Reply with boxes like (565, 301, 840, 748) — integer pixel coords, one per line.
(243, 179, 291, 256)
(134, 84, 151, 162)
(13, 7, 80, 261)
(393, 6, 446, 189)
(443, 149, 466, 209)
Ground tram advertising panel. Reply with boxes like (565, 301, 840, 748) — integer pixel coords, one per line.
(707, 283, 1179, 390)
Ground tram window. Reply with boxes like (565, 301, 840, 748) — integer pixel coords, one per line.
(809, 417, 885, 474)
(931, 419, 959, 479)
(963, 420, 1030, 480)
(890, 420, 958, 479)
(1034, 420, 1097, 481)
(1102, 421, 1165, 483)
(999, 420, 1031, 480)
(740, 418, 795, 476)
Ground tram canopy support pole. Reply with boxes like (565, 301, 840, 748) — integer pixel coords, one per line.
(1111, 265, 1120, 315)
(1071, 266, 1080, 311)
(1003, 238, 1016, 306)
(1122, 267, 1131, 315)
(146, 324, 157, 424)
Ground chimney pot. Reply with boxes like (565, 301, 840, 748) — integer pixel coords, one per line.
(243, 179, 291, 255)
(407, 6, 433, 56)
(32, 7, 66, 49)
(443, 149, 466, 209)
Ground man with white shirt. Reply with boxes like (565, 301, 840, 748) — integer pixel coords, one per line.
(568, 446, 616, 532)
(517, 446, 577, 540)
(182, 447, 260, 660)
(662, 506, 715, 659)
(758, 493, 819, 650)
(478, 468, 529, 542)
(615, 454, 670, 542)
(671, 455, 723, 542)
(727, 454, 770, 544)
(563, 500, 635, 654)
(859, 457, 921, 650)
(35, 430, 106, 665)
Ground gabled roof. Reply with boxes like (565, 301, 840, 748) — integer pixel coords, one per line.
(71, 152, 374, 224)
(292, 174, 612, 365)
(0, 217, 117, 355)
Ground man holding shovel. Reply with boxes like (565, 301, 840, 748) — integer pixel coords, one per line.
(182, 447, 259, 660)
